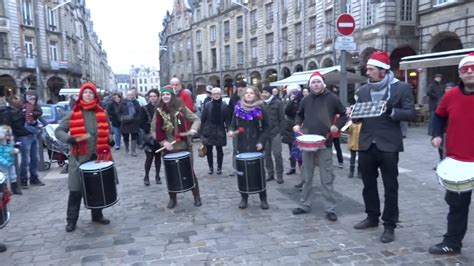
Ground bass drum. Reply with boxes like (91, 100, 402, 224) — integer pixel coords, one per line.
(79, 161, 119, 209)
(163, 151, 195, 193)
(235, 152, 265, 194)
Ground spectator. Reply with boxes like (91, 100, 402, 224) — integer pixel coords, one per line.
(106, 93, 123, 150)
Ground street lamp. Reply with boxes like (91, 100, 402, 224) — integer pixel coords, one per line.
(51, 0, 72, 11)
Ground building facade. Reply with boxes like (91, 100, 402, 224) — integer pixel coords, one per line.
(114, 74, 130, 95)
(0, 0, 113, 102)
(160, 0, 473, 102)
(129, 65, 160, 94)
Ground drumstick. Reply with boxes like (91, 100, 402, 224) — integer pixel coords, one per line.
(155, 140, 176, 153)
(232, 127, 245, 135)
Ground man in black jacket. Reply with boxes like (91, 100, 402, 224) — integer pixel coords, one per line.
(352, 51, 416, 243)
(292, 72, 347, 222)
(262, 86, 285, 184)
(4, 95, 45, 188)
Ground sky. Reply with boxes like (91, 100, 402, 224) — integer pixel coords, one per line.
(86, 0, 174, 74)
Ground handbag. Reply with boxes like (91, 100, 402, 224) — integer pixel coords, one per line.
(198, 144, 207, 158)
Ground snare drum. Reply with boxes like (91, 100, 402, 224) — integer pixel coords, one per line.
(235, 152, 265, 194)
(0, 172, 11, 229)
(163, 151, 195, 193)
(296, 135, 326, 151)
(79, 161, 119, 209)
(436, 157, 474, 193)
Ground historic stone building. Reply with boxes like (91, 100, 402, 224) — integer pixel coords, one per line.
(129, 65, 160, 94)
(160, 0, 473, 101)
(0, 0, 112, 102)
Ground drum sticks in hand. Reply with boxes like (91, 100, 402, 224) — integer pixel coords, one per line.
(227, 127, 245, 138)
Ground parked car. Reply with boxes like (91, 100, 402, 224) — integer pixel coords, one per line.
(40, 104, 67, 124)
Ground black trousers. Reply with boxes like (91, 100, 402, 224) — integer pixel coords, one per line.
(122, 133, 138, 142)
(144, 151, 161, 178)
(359, 144, 399, 228)
(206, 145, 223, 170)
(333, 138, 343, 164)
(67, 191, 104, 224)
(443, 190, 471, 249)
(240, 190, 267, 201)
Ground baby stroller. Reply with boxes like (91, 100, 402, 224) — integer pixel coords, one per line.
(41, 124, 69, 170)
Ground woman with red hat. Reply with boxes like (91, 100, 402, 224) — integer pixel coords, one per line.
(55, 82, 115, 232)
(151, 86, 202, 209)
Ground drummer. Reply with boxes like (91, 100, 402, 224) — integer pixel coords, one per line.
(228, 86, 270, 209)
(292, 71, 347, 222)
(55, 82, 115, 232)
(151, 86, 202, 209)
(428, 52, 474, 255)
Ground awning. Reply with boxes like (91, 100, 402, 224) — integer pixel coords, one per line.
(270, 66, 366, 86)
(400, 48, 474, 70)
(59, 88, 80, 96)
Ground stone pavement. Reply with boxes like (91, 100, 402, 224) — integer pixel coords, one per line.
(1, 126, 473, 265)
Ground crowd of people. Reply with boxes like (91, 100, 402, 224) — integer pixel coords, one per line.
(0, 50, 473, 256)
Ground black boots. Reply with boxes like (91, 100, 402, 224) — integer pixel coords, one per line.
(131, 140, 138, 157)
(11, 182, 22, 195)
(124, 141, 129, 153)
(349, 165, 362, 179)
(144, 176, 150, 186)
(66, 191, 82, 232)
(380, 227, 395, 243)
(167, 193, 177, 209)
(91, 209, 110, 225)
(192, 185, 202, 207)
(155, 175, 162, 184)
(0, 243, 6, 252)
(239, 193, 268, 209)
(286, 169, 296, 175)
(239, 197, 248, 209)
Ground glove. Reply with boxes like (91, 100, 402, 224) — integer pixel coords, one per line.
(66, 137, 77, 145)
(108, 139, 115, 147)
(384, 102, 393, 116)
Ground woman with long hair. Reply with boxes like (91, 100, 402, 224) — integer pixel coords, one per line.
(151, 87, 202, 209)
(200, 87, 229, 175)
(139, 89, 162, 186)
(55, 82, 115, 232)
(228, 86, 270, 209)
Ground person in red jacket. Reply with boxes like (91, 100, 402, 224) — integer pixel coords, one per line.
(170, 78, 195, 113)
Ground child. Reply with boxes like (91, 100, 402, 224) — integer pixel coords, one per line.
(22, 94, 41, 135)
(0, 125, 21, 194)
(347, 122, 362, 178)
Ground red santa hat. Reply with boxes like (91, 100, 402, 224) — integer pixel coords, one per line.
(367, 51, 391, 70)
(458, 52, 474, 69)
(308, 71, 325, 87)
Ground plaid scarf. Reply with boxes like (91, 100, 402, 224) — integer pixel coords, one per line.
(70, 99, 111, 161)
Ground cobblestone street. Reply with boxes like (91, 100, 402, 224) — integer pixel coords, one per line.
(1, 126, 473, 265)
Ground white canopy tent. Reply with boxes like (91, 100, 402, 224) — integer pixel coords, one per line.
(270, 66, 366, 87)
(399, 48, 474, 70)
(59, 87, 104, 96)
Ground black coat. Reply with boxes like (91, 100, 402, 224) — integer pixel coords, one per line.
(4, 105, 42, 137)
(200, 99, 229, 147)
(230, 106, 270, 154)
(106, 101, 121, 128)
(119, 99, 141, 134)
(263, 97, 285, 138)
(427, 81, 444, 112)
(282, 98, 301, 144)
(356, 80, 417, 152)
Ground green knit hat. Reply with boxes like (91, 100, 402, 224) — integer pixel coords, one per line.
(160, 86, 175, 95)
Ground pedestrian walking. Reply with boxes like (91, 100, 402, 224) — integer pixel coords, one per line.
(200, 87, 229, 175)
(119, 90, 141, 156)
(106, 93, 123, 150)
(139, 89, 162, 186)
(55, 82, 115, 232)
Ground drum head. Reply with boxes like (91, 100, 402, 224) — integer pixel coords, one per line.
(437, 157, 474, 181)
(164, 151, 191, 159)
(0, 172, 4, 183)
(297, 134, 325, 142)
(236, 152, 263, 160)
(79, 161, 114, 171)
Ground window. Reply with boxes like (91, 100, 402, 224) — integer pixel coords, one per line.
(346, 1, 352, 13)
(435, 0, 448, 5)
(144, 79, 147, 84)
(22, 0, 33, 26)
(308, 0, 315, 6)
(196, 30, 202, 45)
(250, 9, 257, 29)
(325, 9, 333, 39)
(281, 28, 288, 55)
(210, 25, 217, 42)
(0, 0, 5, 16)
(0, 33, 8, 59)
(211, 48, 217, 69)
(197, 51, 203, 70)
(196, 8, 201, 21)
(236, 16, 243, 37)
(309, 16, 316, 46)
(187, 40, 191, 59)
(237, 42, 244, 65)
(400, 0, 413, 21)
(281, 0, 288, 22)
(139, 79, 142, 84)
(294, 0, 302, 13)
(223, 20, 230, 39)
(24, 36, 34, 58)
(266, 33, 273, 59)
(265, 3, 273, 24)
(49, 41, 58, 61)
(251, 37, 258, 62)
(208, 3, 214, 16)
(224, 45, 230, 66)
(294, 23, 302, 52)
(47, 8, 58, 31)
(365, 0, 374, 26)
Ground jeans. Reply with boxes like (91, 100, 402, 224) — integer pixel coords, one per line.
(0, 165, 17, 183)
(112, 126, 121, 148)
(359, 144, 399, 228)
(17, 135, 38, 181)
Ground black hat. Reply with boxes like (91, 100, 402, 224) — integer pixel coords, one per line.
(262, 86, 275, 94)
(236, 80, 247, 88)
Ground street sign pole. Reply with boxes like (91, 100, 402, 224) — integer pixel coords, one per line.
(336, 4, 354, 107)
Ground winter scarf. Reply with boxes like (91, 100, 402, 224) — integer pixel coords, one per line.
(235, 100, 264, 121)
(155, 105, 187, 142)
(367, 71, 396, 101)
(70, 99, 111, 161)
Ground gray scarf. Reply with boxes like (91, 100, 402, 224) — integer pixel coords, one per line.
(367, 71, 395, 101)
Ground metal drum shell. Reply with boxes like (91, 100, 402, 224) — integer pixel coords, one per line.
(163, 151, 196, 193)
(236, 152, 265, 194)
(80, 161, 119, 209)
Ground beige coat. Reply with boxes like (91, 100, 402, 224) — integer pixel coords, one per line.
(347, 123, 362, 151)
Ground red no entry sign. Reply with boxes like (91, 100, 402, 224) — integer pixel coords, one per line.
(336, 13, 355, 36)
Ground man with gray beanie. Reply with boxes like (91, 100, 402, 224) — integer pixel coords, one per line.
(261, 86, 285, 184)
